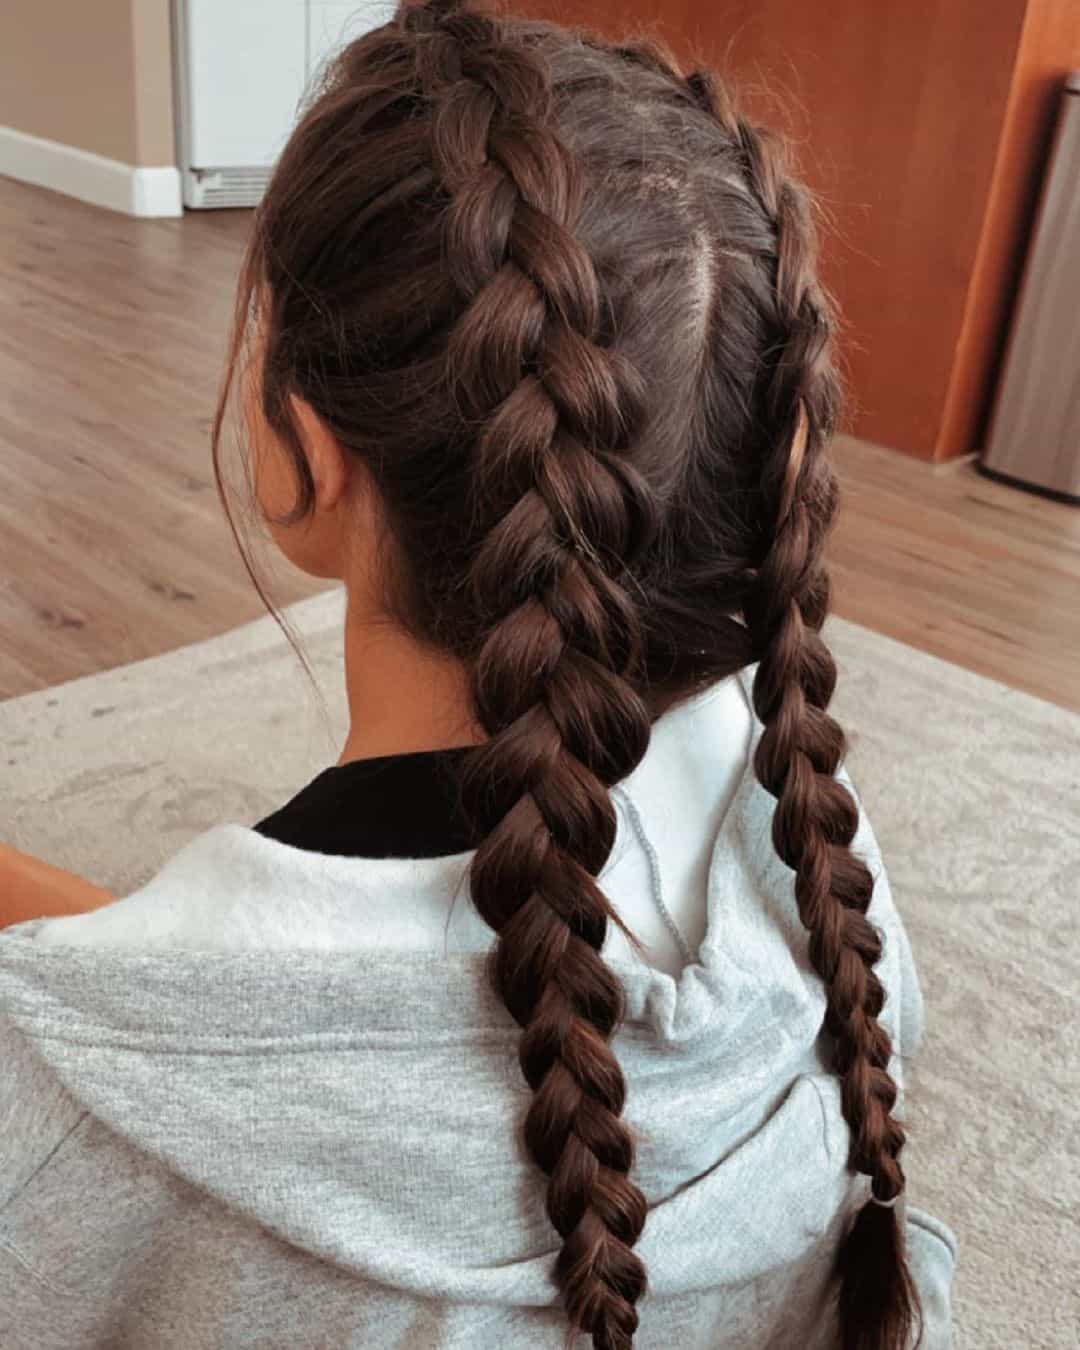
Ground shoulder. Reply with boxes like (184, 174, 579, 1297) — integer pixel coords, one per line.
(31, 825, 260, 952)
(25, 824, 471, 956)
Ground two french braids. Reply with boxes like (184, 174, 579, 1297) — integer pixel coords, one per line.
(405, 3, 658, 1347)
(230, 1, 929, 1344)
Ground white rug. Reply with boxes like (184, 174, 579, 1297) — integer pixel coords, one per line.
(2, 585, 1077, 1349)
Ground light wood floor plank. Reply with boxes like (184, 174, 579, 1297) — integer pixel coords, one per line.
(827, 436, 1079, 711)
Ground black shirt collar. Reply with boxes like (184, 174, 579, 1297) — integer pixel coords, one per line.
(253, 746, 485, 859)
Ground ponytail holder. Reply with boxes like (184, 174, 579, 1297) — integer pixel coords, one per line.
(869, 1185, 903, 1209)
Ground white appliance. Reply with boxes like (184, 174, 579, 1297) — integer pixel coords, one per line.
(172, 0, 399, 208)
(979, 72, 1080, 505)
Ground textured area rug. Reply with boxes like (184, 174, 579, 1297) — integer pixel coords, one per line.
(1, 584, 1077, 1349)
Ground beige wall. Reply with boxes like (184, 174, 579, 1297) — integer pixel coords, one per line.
(0, 0, 175, 166)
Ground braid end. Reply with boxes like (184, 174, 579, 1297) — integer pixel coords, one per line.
(834, 1198, 926, 1350)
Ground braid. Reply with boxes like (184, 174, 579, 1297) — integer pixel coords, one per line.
(681, 58, 926, 1350)
(403, 4, 659, 1347)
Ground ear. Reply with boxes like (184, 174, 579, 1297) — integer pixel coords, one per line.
(289, 394, 350, 513)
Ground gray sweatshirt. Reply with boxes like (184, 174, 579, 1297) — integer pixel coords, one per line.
(0, 665, 957, 1348)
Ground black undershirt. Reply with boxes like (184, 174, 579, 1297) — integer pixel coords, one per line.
(253, 746, 486, 859)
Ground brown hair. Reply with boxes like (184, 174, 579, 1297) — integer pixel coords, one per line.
(211, 3, 924, 1347)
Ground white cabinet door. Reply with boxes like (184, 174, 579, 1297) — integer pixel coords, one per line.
(185, 0, 308, 168)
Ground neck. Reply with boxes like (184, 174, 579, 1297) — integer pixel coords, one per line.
(336, 608, 487, 768)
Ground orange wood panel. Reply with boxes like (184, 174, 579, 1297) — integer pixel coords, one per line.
(511, 0, 1030, 461)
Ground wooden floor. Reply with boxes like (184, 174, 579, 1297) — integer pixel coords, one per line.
(827, 436, 1079, 713)
(1, 176, 1077, 713)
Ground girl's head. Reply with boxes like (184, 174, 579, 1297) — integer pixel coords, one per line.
(214, 3, 924, 1347)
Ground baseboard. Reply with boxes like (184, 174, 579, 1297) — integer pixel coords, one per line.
(0, 125, 182, 218)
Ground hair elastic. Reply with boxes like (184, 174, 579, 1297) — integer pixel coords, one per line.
(869, 1187, 903, 1210)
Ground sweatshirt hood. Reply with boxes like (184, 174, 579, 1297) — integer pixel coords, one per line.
(0, 667, 921, 1311)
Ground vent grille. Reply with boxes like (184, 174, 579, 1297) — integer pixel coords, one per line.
(185, 167, 272, 209)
